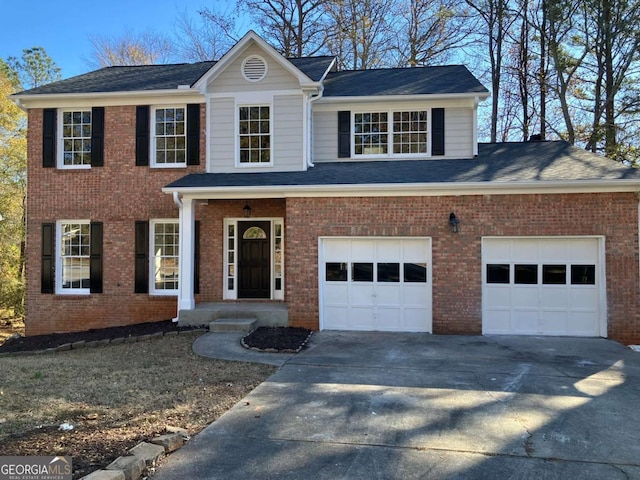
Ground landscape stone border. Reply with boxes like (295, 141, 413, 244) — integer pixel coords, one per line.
(0, 328, 207, 358)
(241, 328, 313, 353)
(79, 427, 190, 480)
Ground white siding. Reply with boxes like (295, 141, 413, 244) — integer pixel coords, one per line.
(206, 44, 300, 94)
(312, 100, 476, 163)
(208, 95, 305, 173)
(273, 95, 305, 171)
(209, 97, 235, 171)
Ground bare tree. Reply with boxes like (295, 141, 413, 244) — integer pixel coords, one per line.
(391, 0, 476, 67)
(325, 0, 395, 70)
(87, 30, 174, 67)
(465, 0, 517, 143)
(239, 0, 330, 57)
(178, 5, 243, 61)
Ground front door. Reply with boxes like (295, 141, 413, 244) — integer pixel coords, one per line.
(238, 221, 271, 298)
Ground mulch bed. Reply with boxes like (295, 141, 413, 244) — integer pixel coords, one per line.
(0, 320, 194, 354)
(242, 326, 313, 352)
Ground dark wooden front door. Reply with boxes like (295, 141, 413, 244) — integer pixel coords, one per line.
(238, 221, 271, 298)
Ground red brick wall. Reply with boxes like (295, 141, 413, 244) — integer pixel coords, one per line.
(25, 105, 206, 335)
(25, 105, 640, 344)
(284, 194, 640, 345)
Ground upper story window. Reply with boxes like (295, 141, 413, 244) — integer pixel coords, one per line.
(60, 110, 92, 168)
(353, 109, 429, 158)
(152, 107, 186, 167)
(57, 221, 91, 294)
(238, 105, 271, 165)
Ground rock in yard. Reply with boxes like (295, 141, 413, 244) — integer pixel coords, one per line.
(128, 442, 165, 466)
(106, 456, 145, 480)
(150, 433, 184, 453)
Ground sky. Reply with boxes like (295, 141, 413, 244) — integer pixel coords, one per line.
(1, 0, 203, 79)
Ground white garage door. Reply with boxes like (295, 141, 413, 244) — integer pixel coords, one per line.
(320, 237, 432, 332)
(482, 237, 605, 337)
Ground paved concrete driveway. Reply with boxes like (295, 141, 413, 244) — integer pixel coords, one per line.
(155, 332, 640, 479)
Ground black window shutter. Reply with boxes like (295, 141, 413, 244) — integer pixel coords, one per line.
(90, 222, 103, 293)
(134, 221, 149, 293)
(42, 109, 57, 168)
(432, 108, 445, 156)
(41, 223, 55, 293)
(136, 106, 150, 166)
(91, 107, 105, 167)
(186, 104, 200, 165)
(194, 220, 200, 294)
(338, 110, 351, 158)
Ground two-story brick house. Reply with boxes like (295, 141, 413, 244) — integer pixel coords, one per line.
(12, 31, 640, 344)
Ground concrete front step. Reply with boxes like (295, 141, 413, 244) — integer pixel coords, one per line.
(210, 318, 257, 332)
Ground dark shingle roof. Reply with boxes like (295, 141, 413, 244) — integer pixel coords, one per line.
(17, 62, 217, 95)
(165, 142, 640, 190)
(322, 65, 489, 97)
(16, 56, 336, 96)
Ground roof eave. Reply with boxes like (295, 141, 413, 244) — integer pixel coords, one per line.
(163, 179, 640, 199)
(11, 88, 205, 108)
(315, 92, 491, 104)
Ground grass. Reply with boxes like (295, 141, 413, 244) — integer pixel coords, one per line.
(0, 331, 276, 478)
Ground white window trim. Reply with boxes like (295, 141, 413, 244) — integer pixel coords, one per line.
(56, 220, 91, 295)
(149, 219, 180, 296)
(351, 109, 432, 159)
(223, 218, 284, 300)
(150, 105, 188, 169)
(235, 102, 274, 168)
(57, 108, 92, 170)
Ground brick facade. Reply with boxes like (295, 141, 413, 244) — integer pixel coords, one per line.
(284, 194, 640, 345)
(25, 106, 206, 335)
(25, 107, 640, 345)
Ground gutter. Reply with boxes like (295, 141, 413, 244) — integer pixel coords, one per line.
(306, 85, 325, 168)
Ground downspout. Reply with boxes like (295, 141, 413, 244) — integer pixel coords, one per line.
(307, 85, 325, 168)
(172, 192, 182, 322)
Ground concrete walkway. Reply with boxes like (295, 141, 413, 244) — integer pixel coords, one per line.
(156, 332, 640, 479)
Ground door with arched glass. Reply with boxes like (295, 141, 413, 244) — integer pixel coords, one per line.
(238, 221, 271, 298)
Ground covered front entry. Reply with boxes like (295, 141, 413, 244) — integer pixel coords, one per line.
(319, 237, 432, 332)
(223, 218, 284, 301)
(238, 221, 271, 298)
(482, 237, 605, 336)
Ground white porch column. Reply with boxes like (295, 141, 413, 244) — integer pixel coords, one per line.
(177, 196, 195, 311)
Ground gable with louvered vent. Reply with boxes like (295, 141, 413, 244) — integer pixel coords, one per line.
(242, 55, 268, 82)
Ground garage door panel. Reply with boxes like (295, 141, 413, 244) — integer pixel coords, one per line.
(403, 284, 430, 306)
(377, 284, 401, 305)
(321, 238, 431, 332)
(512, 287, 539, 307)
(348, 306, 376, 329)
(324, 284, 349, 304)
(483, 237, 603, 337)
(376, 241, 401, 261)
(539, 311, 568, 335)
(540, 288, 569, 308)
(512, 310, 539, 333)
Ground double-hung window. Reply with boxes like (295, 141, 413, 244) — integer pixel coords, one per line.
(238, 105, 271, 165)
(58, 221, 91, 293)
(353, 109, 429, 157)
(151, 220, 179, 294)
(152, 107, 186, 167)
(60, 110, 92, 167)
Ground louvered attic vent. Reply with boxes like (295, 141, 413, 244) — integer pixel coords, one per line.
(242, 55, 267, 82)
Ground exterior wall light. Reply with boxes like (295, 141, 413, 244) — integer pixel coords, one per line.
(449, 212, 460, 233)
(243, 204, 252, 218)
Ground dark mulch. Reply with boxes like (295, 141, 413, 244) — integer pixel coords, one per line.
(242, 326, 312, 352)
(0, 320, 194, 354)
